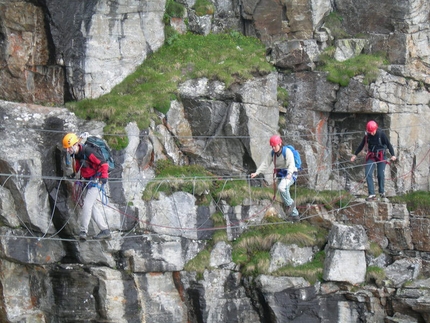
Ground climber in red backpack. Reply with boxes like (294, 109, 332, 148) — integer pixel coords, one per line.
(251, 135, 299, 220)
(350, 121, 397, 201)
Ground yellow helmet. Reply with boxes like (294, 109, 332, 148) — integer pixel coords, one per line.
(62, 133, 79, 148)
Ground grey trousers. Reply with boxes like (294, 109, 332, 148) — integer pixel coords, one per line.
(80, 185, 109, 233)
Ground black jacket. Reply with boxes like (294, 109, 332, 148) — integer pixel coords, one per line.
(354, 129, 395, 156)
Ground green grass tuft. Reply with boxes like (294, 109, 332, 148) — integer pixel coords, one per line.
(368, 241, 383, 258)
(164, 0, 186, 24)
(231, 217, 327, 277)
(192, 0, 215, 16)
(212, 230, 228, 244)
(390, 191, 430, 215)
(142, 159, 214, 200)
(211, 212, 226, 227)
(184, 249, 211, 274)
(273, 251, 325, 284)
(277, 87, 289, 108)
(318, 47, 387, 87)
(294, 187, 355, 210)
(365, 265, 386, 286)
(242, 251, 271, 276)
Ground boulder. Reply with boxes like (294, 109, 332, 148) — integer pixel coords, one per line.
(323, 224, 368, 284)
(268, 242, 314, 273)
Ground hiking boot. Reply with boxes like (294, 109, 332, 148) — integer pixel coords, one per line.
(94, 229, 111, 240)
(79, 231, 87, 241)
(380, 193, 386, 198)
(284, 202, 296, 216)
(366, 195, 376, 201)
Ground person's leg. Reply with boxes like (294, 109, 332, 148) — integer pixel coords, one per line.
(365, 161, 376, 196)
(80, 186, 99, 233)
(278, 177, 299, 216)
(376, 160, 387, 195)
(278, 177, 293, 205)
(91, 189, 109, 231)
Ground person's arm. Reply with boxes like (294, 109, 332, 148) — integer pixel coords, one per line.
(96, 162, 109, 183)
(250, 151, 272, 178)
(381, 132, 397, 161)
(351, 136, 366, 162)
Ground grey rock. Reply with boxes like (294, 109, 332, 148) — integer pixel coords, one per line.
(385, 258, 422, 287)
(323, 249, 367, 284)
(209, 241, 232, 268)
(327, 224, 369, 250)
(334, 39, 369, 62)
(268, 242, 314, 273)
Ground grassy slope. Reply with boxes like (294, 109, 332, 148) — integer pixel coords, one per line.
(66, 32, 274, 148)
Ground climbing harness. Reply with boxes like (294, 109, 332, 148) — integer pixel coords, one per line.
(364, 134, 389, 165)
(72, 181, 85, 207)
(98, 183, 109, 205)
(366, 150, 389, 164)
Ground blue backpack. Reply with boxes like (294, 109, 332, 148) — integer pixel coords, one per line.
(272, 145, 302, 170)
(84, 136, 115, 172)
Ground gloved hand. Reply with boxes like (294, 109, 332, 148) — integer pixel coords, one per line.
(99, 178, 107, 184)
(67, 173, 76, 179)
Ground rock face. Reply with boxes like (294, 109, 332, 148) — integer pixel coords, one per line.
(0, 0, 429, 322)
(0, 0, 166, 103)
(0, 100, 430, 322)
(0, 1, 64, 105)
(168, 73, 279, 175)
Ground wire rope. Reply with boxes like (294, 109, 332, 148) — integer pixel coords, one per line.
(0, 131, 428, 242)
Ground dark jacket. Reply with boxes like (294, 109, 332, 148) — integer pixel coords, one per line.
(354, 129, 395, 157)
(72, 144, 109, 180)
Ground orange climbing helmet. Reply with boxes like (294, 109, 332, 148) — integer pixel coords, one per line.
(269, 135, 282, 147)
(62, 133, 79, 148)
(366, 121, 378, 133)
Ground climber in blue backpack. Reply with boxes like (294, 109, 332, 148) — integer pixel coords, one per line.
(62, 132, 111, 241)
(251, 135, 300, 221)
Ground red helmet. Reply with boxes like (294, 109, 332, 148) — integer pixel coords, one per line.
(269, 135, 282, 147)
(366, 121, 378, 133)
